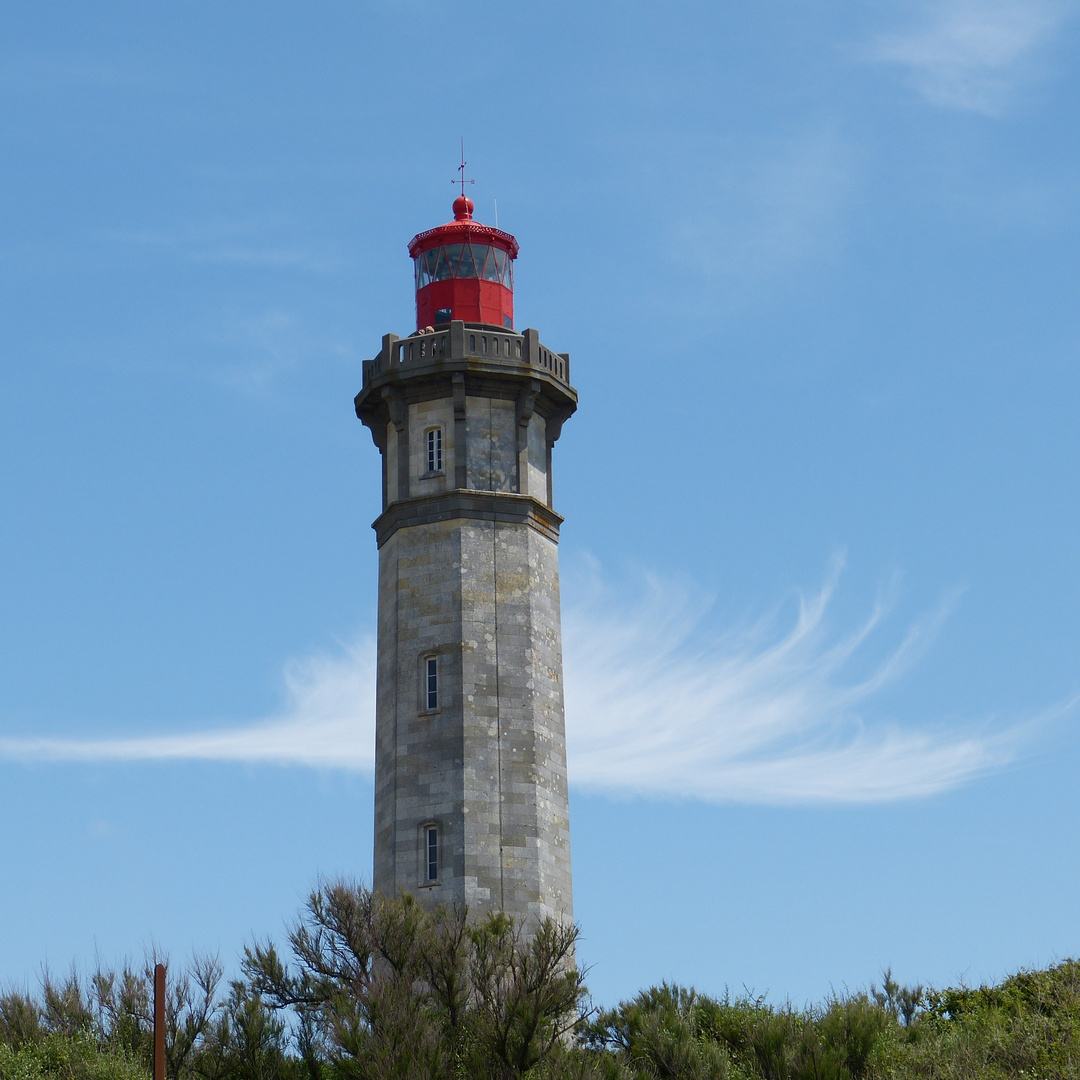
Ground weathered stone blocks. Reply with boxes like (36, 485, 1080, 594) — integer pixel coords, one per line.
(356, 325, 576, 929)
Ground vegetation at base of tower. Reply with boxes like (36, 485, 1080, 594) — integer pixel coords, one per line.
(241, 880, 586, 1080)
(3, 886, 1080, 1080)
(579, 963, 1080, 1078)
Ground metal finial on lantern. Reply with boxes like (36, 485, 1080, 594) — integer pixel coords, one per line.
(452, 137, 475, 198)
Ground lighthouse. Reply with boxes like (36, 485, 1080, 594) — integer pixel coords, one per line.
(354, 194, 577, 925)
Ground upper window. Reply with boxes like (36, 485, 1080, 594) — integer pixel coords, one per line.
(425, 655, 438, 711)
(414, 244, 513, 288)
(426, 428, 442, 474)
(425, 824, 438, 883)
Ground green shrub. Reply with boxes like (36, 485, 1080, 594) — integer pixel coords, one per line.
(0, 1033, 145, 1080)
(5, 890, 1080, 1080)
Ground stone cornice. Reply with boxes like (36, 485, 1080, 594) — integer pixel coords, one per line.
(373, 490, 564, 548)
(354, 324, 577, 446)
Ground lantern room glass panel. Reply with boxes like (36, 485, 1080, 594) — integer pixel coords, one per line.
(418, 248, 438, 287)
(481, 246, 501, 281)
(443, 244, 463, 278)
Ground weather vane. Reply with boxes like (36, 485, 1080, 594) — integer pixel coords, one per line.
(453, 137, 475, 197)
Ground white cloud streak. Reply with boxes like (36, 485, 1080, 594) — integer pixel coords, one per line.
(101, 226, 340, 275)
(0, 56, 153, 90)
(209, 308, 354, 397)
(0, 560, 1048, 804)
(872, 0, 1075, 114)
(672, 128, 856, 296)
(563, 558, 1036, 803)
(0, 640, 376, 770)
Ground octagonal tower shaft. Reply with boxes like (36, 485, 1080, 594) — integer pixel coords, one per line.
(355, 320, 576, 925)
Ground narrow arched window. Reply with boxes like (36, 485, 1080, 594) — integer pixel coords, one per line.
(426, 427, 442, 473)
(426, 824, 438, 882)
(419, 821, 439, 885)
(425, 655, 438, 711)
(419, 652, 440, 715)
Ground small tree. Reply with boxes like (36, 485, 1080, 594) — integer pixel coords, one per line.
(242, 881, 588, 1080)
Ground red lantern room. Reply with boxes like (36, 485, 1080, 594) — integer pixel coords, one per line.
(408, 195, 519, 332)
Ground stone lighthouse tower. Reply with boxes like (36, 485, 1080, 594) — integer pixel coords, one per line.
(354, 193, 576, 925)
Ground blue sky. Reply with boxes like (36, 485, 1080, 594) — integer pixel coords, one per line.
(1, 0, 1079, 1008)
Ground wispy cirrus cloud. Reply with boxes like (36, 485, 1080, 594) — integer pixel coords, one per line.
(0, 639, 375, 769)
(209, 308, 353, 397)
(0, 559, 1049, 804)
(871, 0, 1075, 114)
(101, 225, 341, 275)
(0, 55, 154, 90)
(672, 127, 857, 297)
(563, 557, 1039, 803)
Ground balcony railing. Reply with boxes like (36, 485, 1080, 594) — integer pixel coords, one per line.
(362, 323, 570, 388)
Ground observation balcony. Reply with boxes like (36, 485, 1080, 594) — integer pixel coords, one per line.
(360, 321, 571, 391)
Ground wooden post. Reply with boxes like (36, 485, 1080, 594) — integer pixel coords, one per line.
(153, 963, 165, 1080)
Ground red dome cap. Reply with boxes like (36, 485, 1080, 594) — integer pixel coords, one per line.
(453, 195, 474, 221)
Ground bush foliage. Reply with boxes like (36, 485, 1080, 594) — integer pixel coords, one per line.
(3, 882, 1079, 1079)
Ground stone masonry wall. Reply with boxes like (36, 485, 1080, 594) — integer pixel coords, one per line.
(369, 357, 573, 929)
(466, 396, 516, 493)
(374, 514, 572, 925)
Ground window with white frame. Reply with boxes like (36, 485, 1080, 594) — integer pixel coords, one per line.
(426, 824, 439, 882)
(420, 822, 439, 884)
(425, 655, 438, 711)
(426, 427, 443, 473)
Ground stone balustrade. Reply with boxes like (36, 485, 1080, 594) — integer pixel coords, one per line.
(362, 321, 570, 388)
